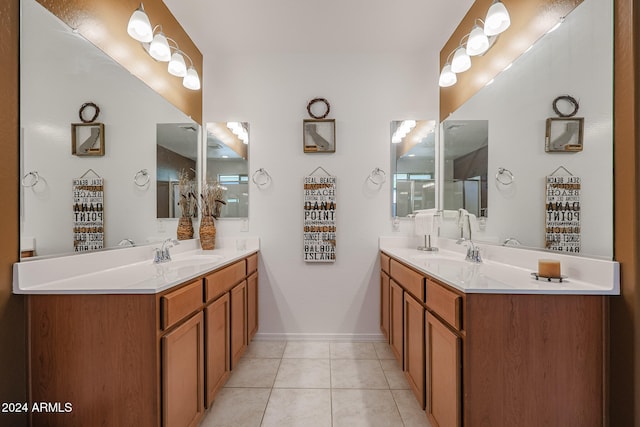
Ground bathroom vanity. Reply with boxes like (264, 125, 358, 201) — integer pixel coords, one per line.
(15, 239, 259, 427)
(380, 237, 618, 427)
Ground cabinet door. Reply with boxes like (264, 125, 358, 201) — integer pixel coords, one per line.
(205, 293, 230, 407)
(404, 293, 425, 408)
(389, 279, 404, 368)
(380, 271, 390, 342)
(162, 311, 205, 427)
(247, 272, 259, 341)
(426, 312, 461, 427)
(230, 281, 248, 368)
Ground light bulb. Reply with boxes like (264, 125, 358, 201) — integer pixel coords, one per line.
(451, 47, 471, 73)
(183, 66, 201, 90)
(484, 1, 511, 36)
(466, 25, 490, 56)
(127, 5, 152, 43)
(149, 32, 171, 62)
(439, 64, 457, 87)
(168, 51, 187, 77)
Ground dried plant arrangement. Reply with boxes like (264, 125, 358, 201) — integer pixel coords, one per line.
(177, 169, 197, 218)
(200, 180, 227, 218)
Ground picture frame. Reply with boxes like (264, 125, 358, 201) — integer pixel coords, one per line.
(71, 122, 105, 156)
(303, 119, 335, 153)
(545, 117, 584, 152)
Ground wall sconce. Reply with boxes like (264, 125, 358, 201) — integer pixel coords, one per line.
(438, 0, 511, 87)
(484, 0, 511, 36)
(391, 120, 416, 144)
(127, 4, 153, 42)
(127, 3, 201, 91)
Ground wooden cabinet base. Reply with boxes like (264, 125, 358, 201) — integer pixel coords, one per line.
(162, 312, 205, 427)
(28, 294, 159, 427)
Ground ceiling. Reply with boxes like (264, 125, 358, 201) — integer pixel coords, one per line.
(163, 0, 474, 55)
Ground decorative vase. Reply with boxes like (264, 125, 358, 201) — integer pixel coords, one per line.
(199, 215, 216, 250)
(177, 216, 194, 240)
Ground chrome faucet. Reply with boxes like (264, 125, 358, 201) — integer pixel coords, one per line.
(154, 238, 179, 263)
(456, 238, 482, 263)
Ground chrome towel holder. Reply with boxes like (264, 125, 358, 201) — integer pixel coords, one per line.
(495, 167, 515, 185)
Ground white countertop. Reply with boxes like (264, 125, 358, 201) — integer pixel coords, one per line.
(13, 237, 260, 295)
(380, 236, 619, 295)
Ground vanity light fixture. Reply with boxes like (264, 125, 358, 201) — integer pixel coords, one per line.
(438, 1, 511, 87)
(148, 28, 171, 62)
(168, 50, 187, 77)
(451, 46, 471, 73)
(466, 22, 490, 56)
(391, 120, 416, 143)
(438, 63, 457, 87)
(484, 0, 511, 36)
(127, 3, 153, 42)
(127, 5, 201, 90)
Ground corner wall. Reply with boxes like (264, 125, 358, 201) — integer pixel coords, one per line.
(0, 0, 27, 425)
(208, 52, 438, 338)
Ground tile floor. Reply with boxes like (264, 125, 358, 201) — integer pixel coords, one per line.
(199, 341, 432, 427)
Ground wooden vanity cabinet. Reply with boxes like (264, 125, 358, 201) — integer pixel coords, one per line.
(425, 279, 463, 427)
(162, 311, 205, 427)
(28, 252, 259, 427)
(389, 279, 404, 367)
(380, 251, 608, 427)
(204, 293, 230, 407)
(380, 270, 390, 341)
(230, 280, 248, 368)
(404, 292, 425, 408)
(247, 253, 259, 341)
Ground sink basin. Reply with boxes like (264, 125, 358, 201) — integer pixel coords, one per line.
(410, 253, 469, 267)
(167, 254, 224, 268)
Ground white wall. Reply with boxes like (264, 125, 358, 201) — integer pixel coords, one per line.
(444, 0, 613, 258)
(206, 52, 438, 338)
(21, 0, 194, 256)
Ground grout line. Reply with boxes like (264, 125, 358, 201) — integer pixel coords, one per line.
(258, 355, 282, 427)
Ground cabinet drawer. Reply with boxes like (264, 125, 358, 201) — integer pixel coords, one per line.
(247, 253, 258, 274)
(426, 279, 462, 331)
(204, 260, 247, 302)
(380, 252, 390, 274)
(390, 259, 425, 302)
(161, 280, 204, 330)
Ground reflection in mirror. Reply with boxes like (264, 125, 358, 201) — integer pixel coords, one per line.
(20, 0, 198, 259)
(439, 0, 612, 258)
(205, 123, 249, 218)
(156, 123, 199, 218)
(442, 120, 488, 217)
(391, 120, 437, 217)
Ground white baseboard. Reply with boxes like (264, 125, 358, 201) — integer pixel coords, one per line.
(253, 332, 386, 342)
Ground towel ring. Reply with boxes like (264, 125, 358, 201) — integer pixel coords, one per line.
(252, 168, 271, 187)
(495, 167, 515, 185)
(134, 169, 151, 187)
(368, 168, 386, 185)
(22, 171, 40, 187)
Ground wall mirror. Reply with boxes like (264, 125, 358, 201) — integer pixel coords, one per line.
(205, 122, 249, 218)
(20, 0, 199, 258)
(156, 123, 199, 218)
(439, 0, 613, 259)
(391, 120, 437, 217)
(441, 120, 488, 217)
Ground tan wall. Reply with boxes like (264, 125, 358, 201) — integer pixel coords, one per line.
(37, 0, 203, 125)
(439, 0, 583, 122)
(0, 0, 27, 425)
(611, 0, 639, 423)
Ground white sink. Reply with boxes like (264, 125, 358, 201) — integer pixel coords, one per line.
(166, 254, 224, 268)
